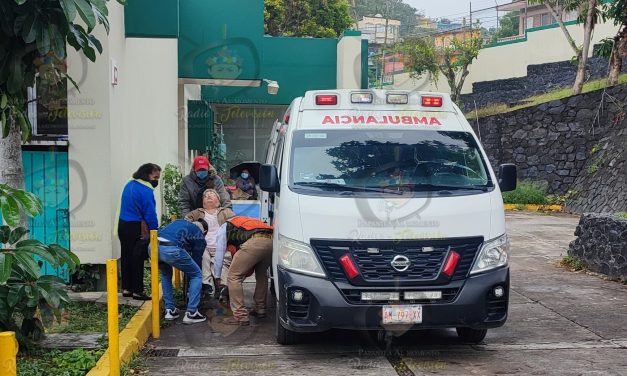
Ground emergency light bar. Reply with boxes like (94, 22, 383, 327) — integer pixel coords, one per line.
(421, 96, 443, 107)
(351, 93, 373, 103)
(316, 95, 338, 105)
(387, 93, 408, 104)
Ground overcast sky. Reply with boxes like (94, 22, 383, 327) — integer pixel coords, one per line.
(405, 0, 508, 20)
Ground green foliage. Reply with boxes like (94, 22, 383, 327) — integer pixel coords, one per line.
(160, 163, 183, 225)
(594, 37, 615, 58)
(615, 212, 627, 220)
(1, 184, 80, 346)
(264, 0, 353, 38)
(495, 11, 521, 40)
(52, 348, 103, 376)
(69, 264, 101, 292)
(502, 181, 550, 205)
(398, 34, 483, 103)
(47, 301, 138, 333)
(560, 255, 586, 271)
(547, 190, 578, 205)
(0, 0, 122, 143)
(587, 157, 604, 174)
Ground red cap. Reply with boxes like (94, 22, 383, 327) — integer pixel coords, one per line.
(193, 156, 210, 172)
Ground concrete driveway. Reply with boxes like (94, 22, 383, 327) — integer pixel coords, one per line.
(146, 212, 627, 375)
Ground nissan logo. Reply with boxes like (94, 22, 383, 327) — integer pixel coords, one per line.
(390, 255, 411, 272)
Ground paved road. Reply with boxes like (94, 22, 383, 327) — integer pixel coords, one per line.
(146, 213, 627, 375)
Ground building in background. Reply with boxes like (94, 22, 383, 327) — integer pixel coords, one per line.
(358, 15, 402, 45)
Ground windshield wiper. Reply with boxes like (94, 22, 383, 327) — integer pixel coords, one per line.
(406, 183, 490, 192)
(294, 182, 404, 195)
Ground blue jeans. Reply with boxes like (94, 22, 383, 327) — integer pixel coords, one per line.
(157, 245, 202, 313)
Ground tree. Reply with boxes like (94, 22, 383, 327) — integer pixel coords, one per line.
(529, 0, 600, 95)
(0, 0, 121, 204)
(398, 33, 483, 104)
(264, 0, 353, 38)
(599, 0, 627, 85)
(495, 11, 521, 39)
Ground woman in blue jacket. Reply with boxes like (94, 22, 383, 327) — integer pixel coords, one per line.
(117, 163, 161, 300)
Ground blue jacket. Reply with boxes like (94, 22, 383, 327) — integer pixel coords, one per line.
(119, 180, 158, 230)
(158, 220, 206, 258)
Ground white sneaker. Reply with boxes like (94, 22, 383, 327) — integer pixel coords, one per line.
(164, 308, 180, 321)
(183, 310, 207, 324)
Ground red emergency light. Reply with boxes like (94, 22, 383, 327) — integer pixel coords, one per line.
(339, 254, 360, 279)
(421, 96, 443, 107)
(316, 95, 338, 105)
(442, 250, 461, 277)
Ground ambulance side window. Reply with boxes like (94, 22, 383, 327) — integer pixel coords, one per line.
(273, 134, 285, 178)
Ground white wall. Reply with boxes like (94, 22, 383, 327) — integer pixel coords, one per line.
(337, 35, 362, 89)
(388, 21, 620, 95)
(68, 2, 179, 263)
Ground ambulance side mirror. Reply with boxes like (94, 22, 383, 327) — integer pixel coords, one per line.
(260, 164, 280, 193)
(498, 163, 517, 192)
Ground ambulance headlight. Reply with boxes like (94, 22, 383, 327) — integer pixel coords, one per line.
(278, 235, 326, 278)
(470, 234, 509, 275)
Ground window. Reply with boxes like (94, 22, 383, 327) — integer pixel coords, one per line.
(214, 105, 287, 169)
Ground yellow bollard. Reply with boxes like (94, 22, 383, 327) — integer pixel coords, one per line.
(173, 267, 181, 289)
(106, 259, 120, 376)
(0, 331, 18, 376)
(150, 230, 160, 339)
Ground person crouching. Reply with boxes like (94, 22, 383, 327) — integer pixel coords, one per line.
(150, 218, 209, 324)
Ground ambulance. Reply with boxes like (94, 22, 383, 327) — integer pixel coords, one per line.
(259, 90, 517, 345)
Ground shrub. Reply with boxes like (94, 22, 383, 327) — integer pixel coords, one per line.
(0, 184, 80, 346)
(160, 163, 183, 225)
(502, 180, 549, 205)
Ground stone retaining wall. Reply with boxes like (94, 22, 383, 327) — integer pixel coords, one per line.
(471, 84, 627, 197)
(569, 214, 627, 281)
(460, 57, 627, 111)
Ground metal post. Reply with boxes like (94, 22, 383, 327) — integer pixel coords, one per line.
(173, 267, 182, 289)
(150, 230, 160, 339)
(106, 260, 120, 376)
(0, 331, 18, 376)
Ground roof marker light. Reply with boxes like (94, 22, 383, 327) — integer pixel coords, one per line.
(422, 96, 443, 107)
(351, 92, 373, 103)
(316, 95, 338, 105)
(387, 93, 408, 104)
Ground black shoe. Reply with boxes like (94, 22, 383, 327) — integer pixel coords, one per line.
(132, 293, 151, 301)
(122, 291, 133, 298)
(202, 284, 214, 296)
(183, 310, 207, 324)
(249, 310, 266, 319)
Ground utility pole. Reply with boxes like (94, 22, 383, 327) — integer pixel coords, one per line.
(380, 0, 390, 89)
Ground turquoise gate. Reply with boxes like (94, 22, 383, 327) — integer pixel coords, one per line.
(22, 147, 71, 282)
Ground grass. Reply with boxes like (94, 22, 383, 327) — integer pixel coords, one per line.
(47, 301, 139, 334)
(17, 347, 105, 376)
(502, 181, 551, 205)
(615, 212, 627, 220)
(467, 73, 627, 119)
(560, 255, 586, 271)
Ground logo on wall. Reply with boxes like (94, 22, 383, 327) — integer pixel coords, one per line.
(206, 46, 243, 80)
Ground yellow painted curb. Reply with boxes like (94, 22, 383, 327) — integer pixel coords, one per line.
(87, 290, 161, 376)
(504, 204, 563, 212)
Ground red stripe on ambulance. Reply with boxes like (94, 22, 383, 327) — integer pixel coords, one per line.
(322, 115, 442, 126)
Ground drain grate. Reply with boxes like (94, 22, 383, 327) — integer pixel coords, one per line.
(144, 348, 180, 357)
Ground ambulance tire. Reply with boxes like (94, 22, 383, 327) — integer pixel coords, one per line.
(275, 297, 299, 345)
(456, 327, 487, 343)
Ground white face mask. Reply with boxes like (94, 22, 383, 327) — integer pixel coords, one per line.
(241, 173, 249, 179)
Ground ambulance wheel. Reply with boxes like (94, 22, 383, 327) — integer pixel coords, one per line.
(275, 298, 299, 345)
(456, 327, 487, 343)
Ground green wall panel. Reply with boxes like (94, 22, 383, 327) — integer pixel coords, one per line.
(188, 100, 213, 151)
(202, 37, 338, 105)
(124, 0, 179, 38)
(178, 0, 264, 80)
(361, 39, 369, 89)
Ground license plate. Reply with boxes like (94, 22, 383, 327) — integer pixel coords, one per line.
(382, 305, 422, 324)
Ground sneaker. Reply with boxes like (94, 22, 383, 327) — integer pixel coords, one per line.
(183, 310, 207, 324)
(164, 308, 180, 321)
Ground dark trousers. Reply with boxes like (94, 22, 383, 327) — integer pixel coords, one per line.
(118, 219, 145, 294)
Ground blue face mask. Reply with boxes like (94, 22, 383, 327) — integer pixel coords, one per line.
(241, 173, 249, 179)
(196, 170, 208, 180)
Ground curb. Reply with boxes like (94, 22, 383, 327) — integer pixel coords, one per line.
(504, 204, 563, 212)
(86, 294, 160, 376)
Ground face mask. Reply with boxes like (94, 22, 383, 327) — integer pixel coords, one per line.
(150, 180, 159, 188)
(241, 173, 249, 179)
(196, 170, 208, 180)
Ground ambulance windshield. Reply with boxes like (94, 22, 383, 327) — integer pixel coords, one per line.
(289, 130, 493, 195)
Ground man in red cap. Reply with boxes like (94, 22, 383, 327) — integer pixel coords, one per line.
(179, 156, 231, 217)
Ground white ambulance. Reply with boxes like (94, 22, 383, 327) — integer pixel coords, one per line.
(259, 89, 517, 345)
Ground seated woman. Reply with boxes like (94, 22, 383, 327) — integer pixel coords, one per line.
(233, 169, 257, 200)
